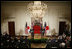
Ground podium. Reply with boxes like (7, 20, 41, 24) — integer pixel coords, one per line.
(34, 34, 41, 39)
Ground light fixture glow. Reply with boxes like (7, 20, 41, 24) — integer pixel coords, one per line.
(27, 1, 47, 18)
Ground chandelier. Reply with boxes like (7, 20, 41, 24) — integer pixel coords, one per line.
(27, 1, 47, 18)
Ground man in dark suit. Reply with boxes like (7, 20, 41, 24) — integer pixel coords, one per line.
(30, 29, 34, 39)
(41, 27, 45, 38)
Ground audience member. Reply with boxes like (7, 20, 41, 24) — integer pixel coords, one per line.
(30, 29, 34, 39)
(59, 42, 66, 48)
(65, 36, 71, 48)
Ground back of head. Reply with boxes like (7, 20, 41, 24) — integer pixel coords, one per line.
(59, 42, 65, 48)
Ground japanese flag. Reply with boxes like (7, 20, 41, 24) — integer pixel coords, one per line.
(45, 26, 50, 36)
(27, 26, 30, 33)
(45, 26, 49, 33)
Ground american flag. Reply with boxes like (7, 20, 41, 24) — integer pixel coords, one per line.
(25, 22, 28, 34)
(25, 27, 28, 34)
(44, 22, 47, 33)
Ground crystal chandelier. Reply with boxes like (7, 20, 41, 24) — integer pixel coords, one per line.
(27, 1, 47, 18)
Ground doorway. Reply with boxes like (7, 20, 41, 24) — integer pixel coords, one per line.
(8, 21, 15, 36)
(59, 21, 66, 35)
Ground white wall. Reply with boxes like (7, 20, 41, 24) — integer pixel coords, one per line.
(43, 6, 59, 35)
(15, 6, 31, 35)
(1, 1, 71, 36)
(1, 5, 31, 36)
(42, 5, 71, 35)
(1, 21, 8, 35)
(1, 19, 15, 35)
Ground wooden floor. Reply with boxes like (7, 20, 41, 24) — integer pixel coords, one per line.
(31, 43, 47, 48)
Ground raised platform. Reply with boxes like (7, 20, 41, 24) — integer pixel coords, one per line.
(28, 34, 58, 39)
(16, 35, 58, 40)
(34, 34, 41, 39)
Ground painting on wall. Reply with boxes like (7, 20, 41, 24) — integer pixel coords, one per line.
(31, 17, 43, 29)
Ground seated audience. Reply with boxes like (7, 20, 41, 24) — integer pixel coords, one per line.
(1, 33, 31, 48)
(1, 31, 71, 48)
